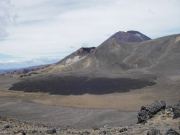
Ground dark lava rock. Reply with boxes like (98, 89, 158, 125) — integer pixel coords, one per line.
(142, 100, 166, 114)
(173, 109, 180, 119)
(119, 128, 127, 132)
(172, 100, 180, 119)
(137, 100, 166, 123)
(2, 124, 9, 129)
(15, 130, 26, 135)
(100, 131, 108, 134)
(92, 126, 99, 130)
(83, 131, 90, 134)
(166, 105, 174, 113)
(38, 130, 46, 134)
(166, 105, 173, 109)
(147, 129, 161, 135)
(46, 128, 56, 134)
(165, 129, 180, 135)
(173, 100, 180, 111)
(137, 110, 149, 123)
(29, 130, 37, 134)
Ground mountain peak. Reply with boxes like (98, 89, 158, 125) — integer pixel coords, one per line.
(127, 30, 142, 34)
(109, 30, 151, 42)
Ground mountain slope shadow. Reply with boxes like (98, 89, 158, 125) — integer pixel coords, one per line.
(9, 75, 156, 95)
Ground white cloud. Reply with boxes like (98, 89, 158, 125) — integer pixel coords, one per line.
(0, 57, 62, 69)
(0, 28, 8, 38)
(0, 0, 11, 38)
(0, 0, 180, 68)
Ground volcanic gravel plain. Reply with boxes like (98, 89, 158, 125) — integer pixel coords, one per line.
(0, 73, 180, 129)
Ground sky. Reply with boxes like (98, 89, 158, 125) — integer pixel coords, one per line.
(0, 0, 180, 69)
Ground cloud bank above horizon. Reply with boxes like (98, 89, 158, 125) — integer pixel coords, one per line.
(0, 0, 180, 69)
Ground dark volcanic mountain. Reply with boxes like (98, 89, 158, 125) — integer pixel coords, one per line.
(107, 30, 151, 42)
(8, 31, 180, 95)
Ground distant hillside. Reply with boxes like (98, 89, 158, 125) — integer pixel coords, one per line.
(2, 64, 51, 77)
(0, 69, 16, 74)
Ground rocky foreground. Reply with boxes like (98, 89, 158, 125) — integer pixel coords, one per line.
(0, 100, 180, 135)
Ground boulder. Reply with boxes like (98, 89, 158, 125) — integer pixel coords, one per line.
(173, 109, 180, 119)
(137, 100, 166, 123)
(171, 100, 180, 119)
(141, 100, 166, 114)
(165, 129, 180, 135)
(137, 110, 149, 123)
(173, 100, 180, 111)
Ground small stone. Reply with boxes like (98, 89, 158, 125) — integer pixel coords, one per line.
(83, 131, 90, 134)
(103, 125, 109, 128)
(99, 130, 108, 134)
(166, 105, 173, 109)
(119, 128, 127, 132)
(39, 130, 46, 134)
(15, 130, 26, 135)
(92, 126, 99, 130)
(46, 128, 56, 134)
(61, 127, 67, 130)
(29, 130, 37, 134)
(2, 124, 10, 129)
(104, 131, 108, 134)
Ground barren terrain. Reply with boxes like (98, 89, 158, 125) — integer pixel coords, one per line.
(0, 75, 138, 128)
(0, 73, 180, 129)
(0, 32, 180, 132)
